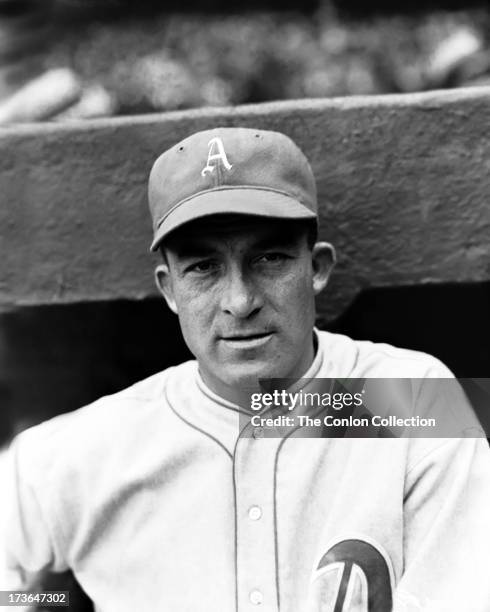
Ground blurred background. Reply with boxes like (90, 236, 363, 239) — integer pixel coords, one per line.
(1, 0, 490, 123)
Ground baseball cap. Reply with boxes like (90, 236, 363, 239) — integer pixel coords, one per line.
(148, 127, 318, 251)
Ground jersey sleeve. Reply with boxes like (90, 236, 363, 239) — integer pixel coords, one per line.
(0, 431, 68, 599)
(394, 437, 490, 611)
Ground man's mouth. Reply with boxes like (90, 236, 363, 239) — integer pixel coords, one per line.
(220, 331, 275, 348)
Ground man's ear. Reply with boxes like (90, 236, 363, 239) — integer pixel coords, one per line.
(311, 242, 336, 296)
(155, 263, 178, 315)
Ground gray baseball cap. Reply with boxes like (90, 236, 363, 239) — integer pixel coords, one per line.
(148, 127, 318, 251)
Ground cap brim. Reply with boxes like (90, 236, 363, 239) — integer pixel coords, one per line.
(150, 188, 317, 251)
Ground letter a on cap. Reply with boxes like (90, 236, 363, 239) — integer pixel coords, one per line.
(201, 137, 233, 177)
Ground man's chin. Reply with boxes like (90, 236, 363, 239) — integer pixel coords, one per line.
(219, 361, 282, 391)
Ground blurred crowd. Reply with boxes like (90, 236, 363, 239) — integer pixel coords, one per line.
(0, 0, 489, 123)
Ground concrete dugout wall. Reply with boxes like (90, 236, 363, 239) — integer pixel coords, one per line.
(0, 88, 489, 438)
(1, 87, 490, 321)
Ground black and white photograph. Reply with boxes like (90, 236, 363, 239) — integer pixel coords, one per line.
(0, 0, 489, 610)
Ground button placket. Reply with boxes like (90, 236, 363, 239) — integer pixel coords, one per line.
(234, 425, 282, 612)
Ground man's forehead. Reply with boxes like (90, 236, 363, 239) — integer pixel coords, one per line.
(182, 213, 264, 234)
(165, 214, 305, 252)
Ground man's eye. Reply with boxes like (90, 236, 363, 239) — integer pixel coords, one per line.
(255, 253, 288, 264)
(186, 260, 217, 273)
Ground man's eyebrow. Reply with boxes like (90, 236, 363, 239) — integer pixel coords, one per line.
(167, 228, 303, 258)
(251, 231, 302, 250)
(168, 241, 217, 259)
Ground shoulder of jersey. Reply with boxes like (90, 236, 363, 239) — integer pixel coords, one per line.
(316, 329, 454, 378)
(11, 359, 198, 471)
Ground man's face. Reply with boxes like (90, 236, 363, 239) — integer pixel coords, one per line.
(156, 215, 333, 395)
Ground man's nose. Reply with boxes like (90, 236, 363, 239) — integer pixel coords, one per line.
(220, 268, 262, 318)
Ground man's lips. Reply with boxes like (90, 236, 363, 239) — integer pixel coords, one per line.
(221, 331, 273, 340)
(219, 331, 275, 348)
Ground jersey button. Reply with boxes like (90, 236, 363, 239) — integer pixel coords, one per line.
(248, 505, 262, 521)
(253, 426, 264, 439)
(249, 590, 263, 605)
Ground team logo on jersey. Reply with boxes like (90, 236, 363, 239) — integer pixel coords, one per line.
(308, 537, 394, 612)
(201, 137, 233, 177)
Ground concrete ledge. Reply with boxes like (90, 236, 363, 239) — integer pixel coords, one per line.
(1, 87, 489, 320)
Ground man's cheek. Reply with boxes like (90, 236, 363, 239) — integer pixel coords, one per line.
(175, 289, 206, 316)
(285, 273, 314, 304)
(178, 299, 214, 343)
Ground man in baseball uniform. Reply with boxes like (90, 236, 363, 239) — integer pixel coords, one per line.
(2, 127, 490, 611)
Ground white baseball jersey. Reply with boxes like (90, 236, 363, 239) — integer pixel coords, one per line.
(2, 330, 490, 611)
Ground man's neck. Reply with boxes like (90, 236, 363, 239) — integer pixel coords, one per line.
(198, 333, 319, 411)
